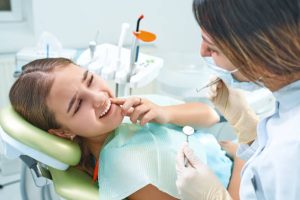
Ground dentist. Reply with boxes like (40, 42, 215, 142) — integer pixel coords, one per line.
(176, 0, 300, 199)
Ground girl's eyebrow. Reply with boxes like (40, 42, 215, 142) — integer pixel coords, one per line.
(82, 70, 89, 82)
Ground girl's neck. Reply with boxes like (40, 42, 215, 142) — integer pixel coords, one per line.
(83, 132, 113, 159)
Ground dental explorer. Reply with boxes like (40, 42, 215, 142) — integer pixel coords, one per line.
(196, 78, 221, 93)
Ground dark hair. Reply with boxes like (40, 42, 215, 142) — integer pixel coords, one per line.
(9, 58, 95, 176)
(193, 0, 300, 85)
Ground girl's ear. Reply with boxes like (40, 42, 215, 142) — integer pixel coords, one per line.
(48, 129, 76, 140)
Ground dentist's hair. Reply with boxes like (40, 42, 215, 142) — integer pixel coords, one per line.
(193, 0, 300, 85)
(9, 58, 95, 176)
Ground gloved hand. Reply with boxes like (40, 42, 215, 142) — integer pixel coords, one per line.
(176, 143, 231, 200)
(207, 76, 259, 144)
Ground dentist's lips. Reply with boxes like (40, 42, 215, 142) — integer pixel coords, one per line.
(99, 100, 111, 118)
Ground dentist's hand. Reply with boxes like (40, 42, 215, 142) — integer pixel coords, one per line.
(110, 97, 169, 126)
(207, 76, 259, 144)
(176, 143, 231, 200)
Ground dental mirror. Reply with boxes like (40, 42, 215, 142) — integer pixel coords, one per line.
(182, 126, 194, 167)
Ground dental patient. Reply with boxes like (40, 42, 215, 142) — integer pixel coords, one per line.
(9, 58, 237, 200)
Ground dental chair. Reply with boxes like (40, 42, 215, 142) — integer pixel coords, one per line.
(0, 106, 99, 200)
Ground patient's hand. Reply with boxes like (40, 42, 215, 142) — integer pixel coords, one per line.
(219, 141, 238, 159)
(110, 97, 169, 126)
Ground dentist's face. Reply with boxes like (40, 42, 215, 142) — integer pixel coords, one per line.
(200, 29, 249, 82)
(47, 64, 123, 138)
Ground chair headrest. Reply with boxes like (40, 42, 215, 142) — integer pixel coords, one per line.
(0, 106, 81, 169)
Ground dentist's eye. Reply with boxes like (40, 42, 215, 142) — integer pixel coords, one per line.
(74, 99, 82, 115)
(208, 47, 218, 54)
(88, 74, 94, 87)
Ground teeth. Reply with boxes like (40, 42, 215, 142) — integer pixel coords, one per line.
(99, 100, 111, 118)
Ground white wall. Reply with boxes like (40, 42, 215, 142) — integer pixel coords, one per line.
(0, 0, 202, 57)
(0, 0, 34, 53)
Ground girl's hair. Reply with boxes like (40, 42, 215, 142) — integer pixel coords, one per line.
(9, 58, 95, 176)
(193, 0, 300, 84)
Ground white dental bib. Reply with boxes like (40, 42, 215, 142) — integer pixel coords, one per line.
(98, 123, 232, 200)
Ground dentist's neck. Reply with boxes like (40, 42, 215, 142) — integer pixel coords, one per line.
(264, 73, 300, 92)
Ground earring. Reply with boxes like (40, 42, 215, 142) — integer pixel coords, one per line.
(70, 135, 76, 141)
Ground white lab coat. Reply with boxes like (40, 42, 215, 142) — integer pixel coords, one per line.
(237, 80, 300, 200)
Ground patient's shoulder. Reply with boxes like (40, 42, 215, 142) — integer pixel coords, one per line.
(128, 184, 178, 200)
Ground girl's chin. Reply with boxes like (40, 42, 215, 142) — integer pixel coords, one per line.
(97, 104, 124, 133)
(109, 105, 124, 125)
(112, 104, 124, 120)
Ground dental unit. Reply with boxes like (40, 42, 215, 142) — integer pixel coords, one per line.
(77, 15, 162, 97)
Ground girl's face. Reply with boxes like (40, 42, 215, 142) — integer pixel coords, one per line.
(47, 63, 124, 138)
(200, 29, 249, 82)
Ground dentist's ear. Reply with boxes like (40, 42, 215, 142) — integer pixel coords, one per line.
(48, 129, 76, 140)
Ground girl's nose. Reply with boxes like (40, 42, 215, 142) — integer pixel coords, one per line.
(90, 91, 107, 108)
(200, 41, 211, 57)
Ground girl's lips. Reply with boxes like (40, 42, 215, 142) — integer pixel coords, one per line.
(99, 100, 111, 118)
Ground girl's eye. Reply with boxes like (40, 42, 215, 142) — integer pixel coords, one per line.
(74, 99, 82, 115)
(72, 74, 93, 116)
(88, 74, 94, 87)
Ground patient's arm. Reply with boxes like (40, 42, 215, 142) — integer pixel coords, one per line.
(164, 102, 220, 127)
(220, 141, 245, 200)
(227, 156, 244, 200)
(111, 97, 219, 127)
(128, 184, 178, 200)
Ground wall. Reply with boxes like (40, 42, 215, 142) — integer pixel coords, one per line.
(0, 54, 15, 109)
(0, 0, 35, 53)
(31, 0, 200, 55)
(0, 0, 202, 57)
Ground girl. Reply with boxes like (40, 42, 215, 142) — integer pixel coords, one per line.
(10, 58, 236, 200)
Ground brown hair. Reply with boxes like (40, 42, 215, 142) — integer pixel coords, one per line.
(193, 0, 300, 86)
(9, 58, 95, 176)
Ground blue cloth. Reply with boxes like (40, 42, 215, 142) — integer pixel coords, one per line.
(238, 80, 300, 199)
(98, 123, 232, 200)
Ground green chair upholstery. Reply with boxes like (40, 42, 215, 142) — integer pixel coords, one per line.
(0, 106, 99, 200)
(49, 167, 99, 200)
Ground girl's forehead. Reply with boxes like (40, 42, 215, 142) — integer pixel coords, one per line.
(53, 63, 84, 75)
(48, 66, 82, 106)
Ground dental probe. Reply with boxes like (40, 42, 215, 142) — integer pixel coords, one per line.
(182, 126, 195, 167)
(196, 77, 221, 93)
